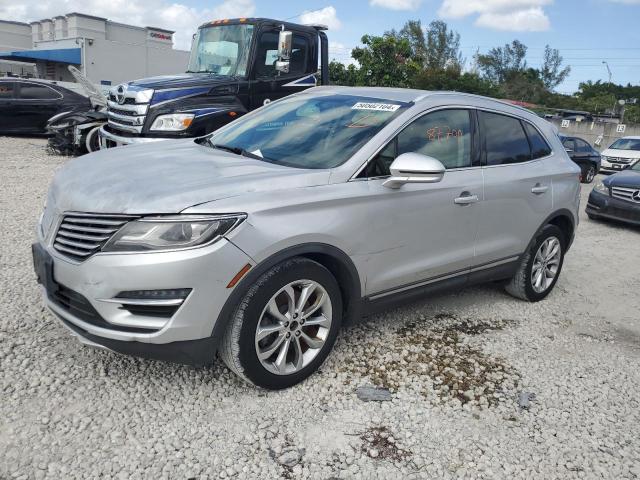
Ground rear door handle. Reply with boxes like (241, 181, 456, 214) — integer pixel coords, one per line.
(454, 193, 479, 205)
(531, 184, 549, 195)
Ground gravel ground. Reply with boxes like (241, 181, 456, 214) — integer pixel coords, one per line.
(1, 136, 639, 479)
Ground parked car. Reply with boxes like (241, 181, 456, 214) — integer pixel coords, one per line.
(0, 78, 91, 135)
(559, 134, 601, 183)
(586, 161, 640, 226)
(33, 88, 580, 389)
(600, 136, 640, 173)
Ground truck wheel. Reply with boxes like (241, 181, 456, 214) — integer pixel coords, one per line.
(581, 164, 596, 184)
(219, 257, 342, 389)
(505, 225, 565, 302)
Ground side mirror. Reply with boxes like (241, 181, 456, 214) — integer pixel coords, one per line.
(275, 30, 292, 74)
(383, 153, 446, 189)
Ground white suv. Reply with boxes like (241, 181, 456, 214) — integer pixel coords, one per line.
(600, 136, 640, 173)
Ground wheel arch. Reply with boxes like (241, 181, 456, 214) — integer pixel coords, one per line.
(526, 209, 577, 255)
(210, 242, 363, 348)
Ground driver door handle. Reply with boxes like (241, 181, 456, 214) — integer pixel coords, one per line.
(531, 184, 549, 195)
(454, 193, 479, 205)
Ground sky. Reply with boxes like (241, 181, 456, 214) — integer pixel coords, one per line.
(1, 0, 639, 93)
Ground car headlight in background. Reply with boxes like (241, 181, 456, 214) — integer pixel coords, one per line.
(102, 214, 246, 252)
(150, 113, 195, 131)
(593, 181, 609, 195)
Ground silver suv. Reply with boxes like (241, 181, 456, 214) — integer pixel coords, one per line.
(33, 87, 581, 389)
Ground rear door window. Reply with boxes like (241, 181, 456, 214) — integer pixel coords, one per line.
(481, 111, 531, 165)
(575, 139, 592, 153)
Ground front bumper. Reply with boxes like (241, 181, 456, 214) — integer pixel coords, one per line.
(586, 189, 640, 225)
(98, 125, 170, 149)
(34, 232, 253, 354)
(600, 158, 635, 174)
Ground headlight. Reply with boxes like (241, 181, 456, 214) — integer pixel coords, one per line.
(150, 113, 194, 131)
(102, 214, 246, 253)
(593, 181, 609, 195)
(601, 156, 609, 163)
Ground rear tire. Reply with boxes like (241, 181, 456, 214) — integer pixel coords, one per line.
(505, 225, 565, 302)
(219, 257, 342, 389)
(84, 126, 101, 153)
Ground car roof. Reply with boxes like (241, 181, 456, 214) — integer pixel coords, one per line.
(304, 86, 538, 115)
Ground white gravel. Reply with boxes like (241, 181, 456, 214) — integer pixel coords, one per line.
(1, 136, 639, 479)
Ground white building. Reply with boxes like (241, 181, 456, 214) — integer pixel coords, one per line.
(0, 12, 190, 86)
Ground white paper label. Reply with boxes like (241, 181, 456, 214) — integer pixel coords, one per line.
(352, 102, 401, 112)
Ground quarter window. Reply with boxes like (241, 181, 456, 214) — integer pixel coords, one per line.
(481, 111, 531, 165)
(523, 122, 552, 159)
(19, 84, 60, 100)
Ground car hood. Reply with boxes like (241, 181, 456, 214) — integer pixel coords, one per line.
(601, 148, 640, 160)
(604, 169, 640, 188)
(48, 140, 331, 215)
(128, 73, 235, 90)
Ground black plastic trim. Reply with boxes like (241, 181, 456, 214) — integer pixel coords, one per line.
(55, 313, 216, 367)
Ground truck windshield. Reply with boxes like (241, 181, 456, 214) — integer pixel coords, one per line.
(207, 94, 409, 169)
(187, 24, 254, 76)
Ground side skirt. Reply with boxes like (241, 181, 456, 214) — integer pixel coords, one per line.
(362, 258, 520, 316)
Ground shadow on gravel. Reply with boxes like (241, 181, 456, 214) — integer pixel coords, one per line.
(338, 313, 520, 407)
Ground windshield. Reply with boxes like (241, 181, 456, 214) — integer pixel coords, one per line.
(609, 138, 640, 151)
(208, 94, 409, 169)
(187, 24, 254, 76)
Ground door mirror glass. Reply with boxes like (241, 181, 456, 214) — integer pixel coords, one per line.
(383, 152, 445, 189)
(275, 30, 292, 73)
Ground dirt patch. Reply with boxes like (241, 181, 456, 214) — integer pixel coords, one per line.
(340, 313, 519, 406)
(360, 426, 410, 461)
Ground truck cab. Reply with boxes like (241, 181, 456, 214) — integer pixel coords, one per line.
(99, 18, 329, 148)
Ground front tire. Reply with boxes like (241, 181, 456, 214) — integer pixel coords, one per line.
(505, 225, 565, 302)
(219, 257, 342, 389)
(581, 164, 596, 184)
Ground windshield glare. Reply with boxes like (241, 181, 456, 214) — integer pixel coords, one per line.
(188, 24, 254, 76)
(609, 138, 640, 151)
(208, 95, 409, 169)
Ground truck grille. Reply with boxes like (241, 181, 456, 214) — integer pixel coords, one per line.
(53, 213, 138, 261)
(612, 186, 640, 203)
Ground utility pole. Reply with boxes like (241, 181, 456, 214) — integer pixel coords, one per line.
(602, 60, 612, 83)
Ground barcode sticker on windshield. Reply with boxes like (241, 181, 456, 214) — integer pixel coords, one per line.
(352, 102, 401, 112)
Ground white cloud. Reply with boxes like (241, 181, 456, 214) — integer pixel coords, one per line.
(369, 0, 422, 10)
(475, 7, 550, 31)
(438, 0, 552, 31)
(299, 6, 341, 30)
(0, 0, 256, 50)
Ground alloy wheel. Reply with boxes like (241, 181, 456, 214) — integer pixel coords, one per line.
(531, 236, 562, 293)
(254, 280, 332, 375)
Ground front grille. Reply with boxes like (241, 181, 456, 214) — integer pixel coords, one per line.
(109, 107, 136, 117)
(108, 94, 137, 105)
(612, 186, 640, 204)
(50, 283, 158, 333)
(54, 213, 138, 261)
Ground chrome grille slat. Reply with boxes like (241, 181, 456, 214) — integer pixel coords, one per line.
(55, 237, 101, 250)
(56, 230, 111, 242)
(612, 187, 640, 203)
(59, 223, 118, 234)
(54, 213, 138, 261)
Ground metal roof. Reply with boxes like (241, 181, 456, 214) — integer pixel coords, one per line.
(0, 48, 81, 65)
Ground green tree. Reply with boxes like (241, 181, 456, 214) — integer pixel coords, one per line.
(350, 34, 418, 88)
(328, 60, 359, 86)
(394, 20, 462, 72)
(476, 40, 528, 84)
(539, 45, 571, 91)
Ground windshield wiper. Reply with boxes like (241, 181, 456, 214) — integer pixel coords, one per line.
(210, 143, 263, 160)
